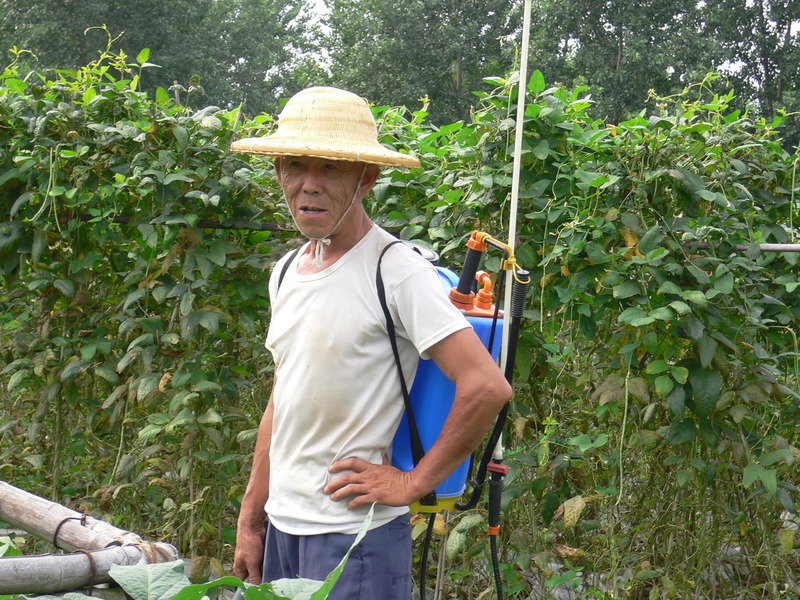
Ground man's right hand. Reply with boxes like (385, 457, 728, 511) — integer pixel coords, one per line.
(233, 517, 266, 584)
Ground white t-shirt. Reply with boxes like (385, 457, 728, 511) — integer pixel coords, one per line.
(264, 225, 470, 535)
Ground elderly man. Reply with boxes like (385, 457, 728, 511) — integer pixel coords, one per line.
(230, 86, 510, 598)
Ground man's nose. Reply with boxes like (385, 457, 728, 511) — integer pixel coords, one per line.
(299, 166, 326, 193)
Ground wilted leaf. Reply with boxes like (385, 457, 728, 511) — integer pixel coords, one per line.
(562, 496, 587, 528)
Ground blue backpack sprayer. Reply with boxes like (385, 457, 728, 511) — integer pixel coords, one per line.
(381, 230, 530, 600)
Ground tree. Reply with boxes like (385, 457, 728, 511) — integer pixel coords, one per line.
(324, 0, 519, 123)
(704, 0, 800, 148)
(525, 0, 719, 122)
(0, 0, 322, 116)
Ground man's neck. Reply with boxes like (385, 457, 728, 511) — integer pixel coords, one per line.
(297, 217, 374, 274)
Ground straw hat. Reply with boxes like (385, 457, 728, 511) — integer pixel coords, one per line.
(230, 86, 420, 169)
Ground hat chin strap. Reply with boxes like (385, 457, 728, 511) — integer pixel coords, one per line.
(282, 162, 369, 268)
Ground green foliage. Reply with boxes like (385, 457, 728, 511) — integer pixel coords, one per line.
(1, 41, 799, 598)
(0, 41, 290, 557)
(369, 71, 799, 597)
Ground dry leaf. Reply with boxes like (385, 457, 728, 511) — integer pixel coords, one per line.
(562, 495, 587, 529)
(553, 544, 586, 560)
(779, 528, 795, 555)
(514, 416, 528, 440)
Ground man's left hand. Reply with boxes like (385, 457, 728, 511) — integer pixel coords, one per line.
(324, 457, 424, 509)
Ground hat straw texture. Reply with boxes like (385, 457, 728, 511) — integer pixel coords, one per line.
(230, 86, 420, 169)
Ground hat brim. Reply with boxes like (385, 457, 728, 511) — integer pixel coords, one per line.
(230, 137, 421, 169)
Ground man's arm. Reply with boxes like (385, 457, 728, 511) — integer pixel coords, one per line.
(232, 389, 275, 583)
(325, 327, 511, 508)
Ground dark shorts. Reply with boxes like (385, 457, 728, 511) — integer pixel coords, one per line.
(262, 513, 412, 600)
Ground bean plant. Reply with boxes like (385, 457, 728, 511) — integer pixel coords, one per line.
(1, 41, 798, 599)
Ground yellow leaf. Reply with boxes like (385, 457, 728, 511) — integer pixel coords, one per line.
(562, 495, 586, 529)
(779, 528, 795, 555)
(514, 416, 528, 440)
(553, 544, 586, 560)
(622, 227, 639, 248)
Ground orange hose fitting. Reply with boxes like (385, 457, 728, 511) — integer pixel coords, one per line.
(448, 288, 475, 311)
(488, 525, 500, 536)
(474, 271, 494, 311)
(466, 230, 491, 252)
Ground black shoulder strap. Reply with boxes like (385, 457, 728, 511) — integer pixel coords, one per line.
(376, 241, 437, 507)
(276, 248, 300, 292)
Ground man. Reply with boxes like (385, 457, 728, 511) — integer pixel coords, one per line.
(230, 86, 511, 598)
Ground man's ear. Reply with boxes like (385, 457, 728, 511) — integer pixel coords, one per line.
(360, 164, 381, 194)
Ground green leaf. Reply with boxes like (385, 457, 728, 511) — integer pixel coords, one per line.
(155, 86, 171, 105)
(676, 470, 691, 488)
(191, 380, 222, 394)
(670, 366, 689, 384)
(532, 139, 550, 160)
(198, 408, 223, 424)
(308, 504, 375, 599)
(0, 535, 23, 557)
(696, 335, 717, 368)
(666, 385, 686, 416)
(680, 290, 708, 307)
(54, 278, 76, 298)
(95, 366, 119, 384)
(759, 449, 792, 466)
(649, 306, 674, 321)
(60, 360, 87, 382)
(688, 368, 722, 418)
(137, 375, 160, 402)
(171, 124, 189, 152)
(713, 270, 734, 294)
(655, 375, 674, 397)
(646, 360, 670, 374)
(7, 369, 29, 393)
(567, 433, 608, 452)
(668, 300, 691, 315)
(630, 315, 656, 327)
(618, 307, 647, 324)
(658, 281, 682, 295)
(666, 418, 696, 444)
(545, 568, 582, 589)
(528, 70, 546, 94)
(637, 225, 662, 254)
(172, 576, 247, 600)
(613, 280, 641, 299)
(742, 462, 761, 487)
(680, 315, 704, 341)
(110, 560, 190, 600)
(136, 48, 151, 65)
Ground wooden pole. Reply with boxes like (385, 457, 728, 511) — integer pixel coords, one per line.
(0, 481, 142, 551)
(0, 546, 172, 594)
(0, 481, 179, 595)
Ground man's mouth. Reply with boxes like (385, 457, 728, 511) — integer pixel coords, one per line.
(300, 206, 326, 214)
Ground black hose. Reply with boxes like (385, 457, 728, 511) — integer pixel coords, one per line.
(456, 270, 531, 512)
(419, 514, 436, 600)
(490, 535, 503, 600)
(456, 246, 484, 296)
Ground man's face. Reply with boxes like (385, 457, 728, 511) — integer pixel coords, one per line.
(276, 156, 376, 240)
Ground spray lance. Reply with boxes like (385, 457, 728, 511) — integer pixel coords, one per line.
(451, 233, 530, 600)
(452, 234, 530, 600)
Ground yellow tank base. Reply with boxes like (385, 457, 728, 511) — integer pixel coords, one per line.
(410, 496, 460, 514)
